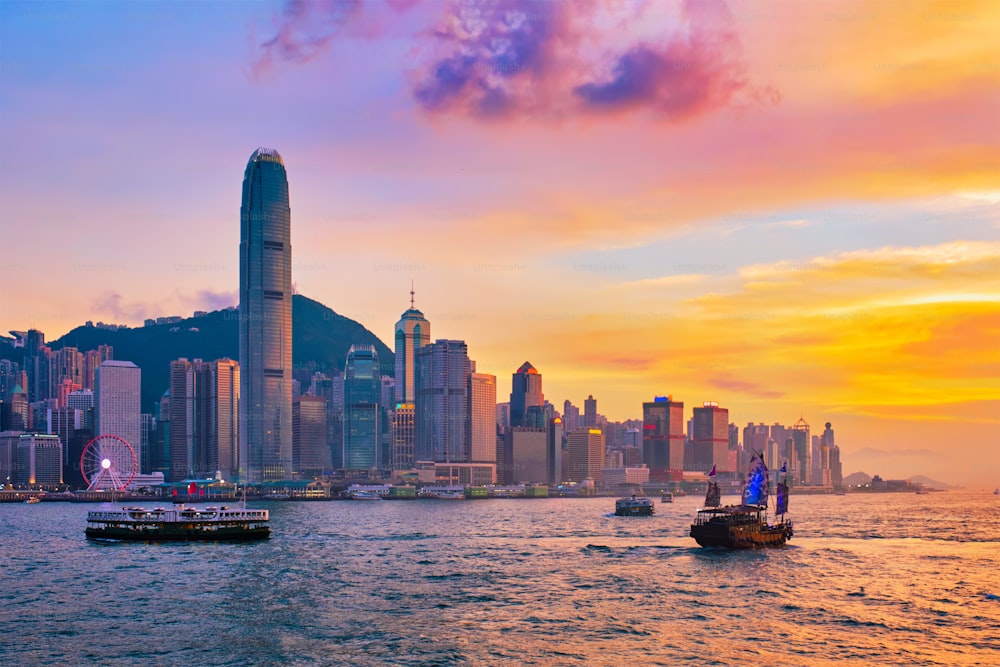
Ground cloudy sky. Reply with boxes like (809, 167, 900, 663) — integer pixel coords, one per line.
(1, 0, 997, 485)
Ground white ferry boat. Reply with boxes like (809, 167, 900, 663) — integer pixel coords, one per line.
(615, 496, 654, 516)
(85, 505, 270, 541)
(419, 486, 466, 500)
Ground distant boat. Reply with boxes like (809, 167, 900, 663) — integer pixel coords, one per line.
(915, 488, 929, 495)
(660, 492, 673, 503)
(350, 490, 383, 500)
(994, 488, 998, 495)
(690, 454, 792, 549)
(25, 496, 41, 504)
(615, 496, 654, 516)
(419, 487, 466, 500)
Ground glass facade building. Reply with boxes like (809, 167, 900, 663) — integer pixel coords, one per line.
(239, 148, 292, 482)
(415, 340, 470, 463)
(343, 345, 381, 473)
(509, 361, 543, 428)
(394, 295, 430, 404)
(642, 396, 684, 480)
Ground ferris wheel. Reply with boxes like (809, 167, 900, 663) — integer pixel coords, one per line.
(80, 434, 138, 491)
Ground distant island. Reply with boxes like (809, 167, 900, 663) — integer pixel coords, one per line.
(843, 472, 955, 493)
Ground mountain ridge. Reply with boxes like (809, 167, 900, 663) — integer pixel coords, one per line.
(2, 294, 393, 413)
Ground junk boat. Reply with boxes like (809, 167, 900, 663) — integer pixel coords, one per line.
(615, 495, 654, 516)
(690, 457, 792, 548)
(85, 505, 270, 541)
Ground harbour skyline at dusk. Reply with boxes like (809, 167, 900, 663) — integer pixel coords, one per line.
(1, 1, 997, 487)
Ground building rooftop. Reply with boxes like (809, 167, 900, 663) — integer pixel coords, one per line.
(249, 147, 284, 166)
(100, 360, 138, 368)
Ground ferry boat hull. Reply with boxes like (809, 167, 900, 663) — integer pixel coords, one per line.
(615, 496, 654, 516)
(86, 507, 270, 541)
(85, 525, 270, 541)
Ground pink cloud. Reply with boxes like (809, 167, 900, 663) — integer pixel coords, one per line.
(412, 0, 771, 121)
(252, 0, 414, 77)
(707, 373, 785, 399)
(251, 0, 774, 121)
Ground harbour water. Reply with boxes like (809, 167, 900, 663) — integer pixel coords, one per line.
(2, 492, 998, 666)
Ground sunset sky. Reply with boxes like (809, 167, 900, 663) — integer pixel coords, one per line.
(1, 0, 997, 486)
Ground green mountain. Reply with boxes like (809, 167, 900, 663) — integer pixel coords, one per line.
(9, 294, 393, 413)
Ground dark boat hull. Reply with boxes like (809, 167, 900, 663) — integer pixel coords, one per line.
(615, 506, 654, 517)
(85, 525, 270, 541)
(690, 521, 791, 548)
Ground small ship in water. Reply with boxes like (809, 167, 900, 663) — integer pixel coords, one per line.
(690, 460, 793, 549)
(86, 505, 270, 541)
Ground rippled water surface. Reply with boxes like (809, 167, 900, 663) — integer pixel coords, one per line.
(2, 492, 998, 665)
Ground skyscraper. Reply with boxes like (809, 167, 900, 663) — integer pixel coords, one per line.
(293, 395, 330, 477)
(394, 288, 430, 405)
(642, 395, 684, 481)
(791, 417, 811, 485)
(95, 360, 141, 471)
(468, 371, 496, 463)
(567, 429, 605, 483)
(692, 401, 730, 472)
(169, 358, 212, 481)
(51, 347, 84, 393)
(562, 400, 580, 434)
(415, 340, 470, 463)
(239, 148, 292, 482)
(83, 345, 113, 391)
(824, 422, 842, 488)
(16, 434, 62, 487)
(343, 345, 381, 473)
(392, 403, 416, 470)
(510, 362, 543, 427)
(309, 372, 342, 470)
(212, 358, 240, 482)
(583, 395, 597, 428)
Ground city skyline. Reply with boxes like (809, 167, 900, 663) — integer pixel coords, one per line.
(0, 1, 997, 487)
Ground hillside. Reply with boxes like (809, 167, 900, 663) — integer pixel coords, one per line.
(4, 294, 393, 413)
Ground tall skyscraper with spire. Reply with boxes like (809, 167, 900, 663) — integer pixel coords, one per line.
(239, 148, 292, 482)
(394, 285, 430, 404)
(392, 288, 429, 471)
